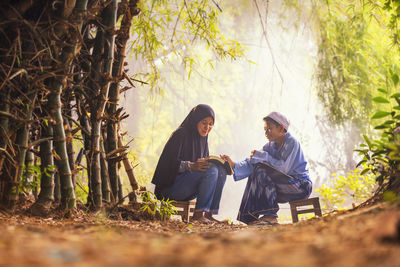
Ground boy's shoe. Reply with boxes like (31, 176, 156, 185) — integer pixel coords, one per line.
(248, 215, 279, 226)
(259, 215, 279, 225)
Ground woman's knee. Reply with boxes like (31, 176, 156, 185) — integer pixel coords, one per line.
(205, 163, 219, 177)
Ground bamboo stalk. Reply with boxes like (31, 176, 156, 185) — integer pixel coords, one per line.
(48, 81, 75, 210)
(37, 121, 55, 207)
(89, 0, 117, 209)
(7, 96, 36, 210)
(118, 135, 138, 191)
(47, 0, 89, 210)
(64, 116, 76, 190)
(54, 172, 61, 203)
(106, 0, 139, 202)
(0, 88, 10, 173)
(100, 136, 111, 203)
(24, 148, 34, 192)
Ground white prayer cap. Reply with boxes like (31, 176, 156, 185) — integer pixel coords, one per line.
(265, 111, 290, 130)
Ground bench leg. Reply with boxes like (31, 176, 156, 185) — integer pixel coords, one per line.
(290, 205, 299, 223)
(313, 201, 322, 217)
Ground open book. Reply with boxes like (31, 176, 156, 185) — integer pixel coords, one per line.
(206, 156, 234, 175)
(255, 162, 296, 181)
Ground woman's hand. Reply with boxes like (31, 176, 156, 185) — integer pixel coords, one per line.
(189, 158, 210, 172)
(250, 150, 256, 158)
(220, 154, 235, 169)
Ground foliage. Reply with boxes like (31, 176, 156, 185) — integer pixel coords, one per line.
(140, 191, 177, 220)
(19, 164, 56, 195)
(129, 0, 245, 90)
(382, 190, 400, 203)
(316, 168, 376, 210)
(356, 73, 400, 193)
(19, 164, 40, 195)
(282, 0, 400, 126)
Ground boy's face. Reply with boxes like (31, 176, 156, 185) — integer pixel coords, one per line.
(264, 121, 284, 142)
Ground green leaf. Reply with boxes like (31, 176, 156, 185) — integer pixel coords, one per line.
(356, 160, 367, 168)
(363, 134, 372, 148)
(384, 120, 396, 124)
(392, 73, 399, 86)
(378, 88, 388, 94)
(390, 93, 400, 99)
(372, 96, 390, 103)
(360, 168, 370, 175)
(374, 124, 390, 130)
(371, 111, 391, 119)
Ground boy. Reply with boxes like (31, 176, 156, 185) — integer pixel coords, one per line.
(221, 112, 312, 225)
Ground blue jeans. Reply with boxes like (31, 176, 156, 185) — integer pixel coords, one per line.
(238, 165, 312, 224)
(164, 163, 227, 213)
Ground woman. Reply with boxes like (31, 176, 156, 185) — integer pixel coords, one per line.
(152, 104, 226, 223)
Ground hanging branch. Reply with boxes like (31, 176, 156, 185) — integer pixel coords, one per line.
(253, 0, 284, 85)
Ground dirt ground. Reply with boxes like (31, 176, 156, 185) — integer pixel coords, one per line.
(0, 201, 399, 267)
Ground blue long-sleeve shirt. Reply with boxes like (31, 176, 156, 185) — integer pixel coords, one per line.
(233, 132, 310, 182)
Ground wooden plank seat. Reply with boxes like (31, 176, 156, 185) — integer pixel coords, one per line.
(172, 201, 196, 222)
(289, 197, 322, 223)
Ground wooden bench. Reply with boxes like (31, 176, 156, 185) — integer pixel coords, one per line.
(289, 197, 322, 223)
(173, 201, 196, 222)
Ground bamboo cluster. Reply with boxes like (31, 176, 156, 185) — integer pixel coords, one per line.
(0, 0, 140, 212)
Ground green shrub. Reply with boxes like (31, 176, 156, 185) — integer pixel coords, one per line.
(140, 191, 177, 220)
(316, 168, 376, 211)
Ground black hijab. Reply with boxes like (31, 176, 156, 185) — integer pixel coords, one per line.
(152, 104, 215, 198)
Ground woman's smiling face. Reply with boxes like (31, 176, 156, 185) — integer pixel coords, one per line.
(197, 116, 214, 137)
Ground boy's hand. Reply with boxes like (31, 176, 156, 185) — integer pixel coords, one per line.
(220, 154, 235, 169)
(189, 158, 210, 172)
(250, 150, 257, 158)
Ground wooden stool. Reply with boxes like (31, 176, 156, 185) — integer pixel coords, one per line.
(289, 197, 322, 223)
(173, 201, 196, 222)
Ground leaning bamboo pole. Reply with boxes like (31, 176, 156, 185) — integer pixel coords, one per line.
(118, 134, 138, 192)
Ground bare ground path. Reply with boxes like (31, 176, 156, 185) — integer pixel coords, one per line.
(0, 202, 399, 267)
